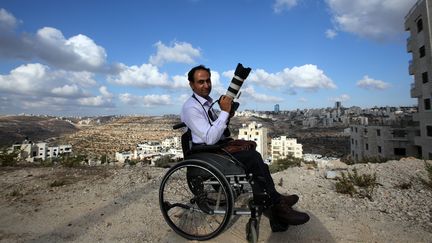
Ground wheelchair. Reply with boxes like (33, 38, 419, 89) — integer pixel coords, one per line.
(159, 123, 287, 242)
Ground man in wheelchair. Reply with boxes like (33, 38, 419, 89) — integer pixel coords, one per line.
(181, 64, 310, 230)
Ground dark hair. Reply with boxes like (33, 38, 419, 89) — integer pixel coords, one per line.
(187, 65, 211, 82)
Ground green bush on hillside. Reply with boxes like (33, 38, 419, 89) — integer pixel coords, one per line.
(335, 168, 377, 200)
(0, 148, 19, 166)
(269, 155, 302, 173)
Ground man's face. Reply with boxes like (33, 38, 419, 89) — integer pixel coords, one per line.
(190, 69, 212, 98)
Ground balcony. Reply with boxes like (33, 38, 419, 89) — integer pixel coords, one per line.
(411, 82, 421, 98)
(407, 37, 412, 52)
(408, 60, 414, 75)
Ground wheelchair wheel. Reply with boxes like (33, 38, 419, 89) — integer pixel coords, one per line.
(159, 160, 234, 241)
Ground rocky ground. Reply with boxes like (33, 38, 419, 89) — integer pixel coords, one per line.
(1, 158, 431, 243)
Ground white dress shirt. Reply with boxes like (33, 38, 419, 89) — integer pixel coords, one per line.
(181, 92, 229, 145)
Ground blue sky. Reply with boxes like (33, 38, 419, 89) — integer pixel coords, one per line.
(0, 0, 419, 116)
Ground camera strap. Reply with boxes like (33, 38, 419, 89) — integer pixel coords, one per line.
(191, 94, 231, 138)
(191, 94, 216, 126)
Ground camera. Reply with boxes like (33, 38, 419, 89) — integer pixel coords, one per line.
(224, 63, 251, 112)
(226, 63, 251, 99)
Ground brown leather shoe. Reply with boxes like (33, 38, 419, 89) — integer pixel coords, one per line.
(280, 194, 299, 207)
(272, 203, 310, 225)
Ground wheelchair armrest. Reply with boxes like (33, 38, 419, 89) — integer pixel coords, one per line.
(189, 144, 221, 154)
(173, 122, 186, 130)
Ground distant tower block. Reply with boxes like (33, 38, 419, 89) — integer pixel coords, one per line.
(274, 104, 280, 113)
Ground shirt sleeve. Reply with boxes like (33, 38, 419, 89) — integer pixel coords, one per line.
(181, 102, 229, 145)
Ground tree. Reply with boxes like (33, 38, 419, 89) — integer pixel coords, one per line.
(0, 148, 19, 166)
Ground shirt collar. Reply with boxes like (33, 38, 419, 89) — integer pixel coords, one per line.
(193, 92, 213, 106)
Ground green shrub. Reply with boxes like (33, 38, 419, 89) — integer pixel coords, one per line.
(60, 154, 86, 167)
(0, 148, 19, 166)
(335, 172, 356, 196)
(50, 179, 67, 187)
(269, 155, 302, 173)
(341, 155, 390, 165)
(395, 182, 412, 190)
(336, 168, 377, 200)
(154, 155, 174, 168)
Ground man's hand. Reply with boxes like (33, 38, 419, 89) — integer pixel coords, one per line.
(219, 95, 233, 113)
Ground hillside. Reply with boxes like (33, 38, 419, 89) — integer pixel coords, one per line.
(0, 158, 431, 242)
(0, 116, 79, 147)
(56, 116, 182, 157)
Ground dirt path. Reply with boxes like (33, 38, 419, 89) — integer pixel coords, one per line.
(1, 159, 431, 242)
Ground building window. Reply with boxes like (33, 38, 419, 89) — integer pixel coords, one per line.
(394, 148, 406, 156)
(420, 46, 426, 58)
(364, 129, 368, 135)
(417, 18, 423, 33)
(366, 143, 369, 150)
(393, 130, 407, 138)
(377, 129, 381, 136)
(355, 127, 358, 133)
(351, 127, 353, 132)
(351, 138, 354, 144)
(422, 72, 428, 83)
(425, 99, 431, 110)
(378, 146, 382, 153)
(427, 126, 432, 137)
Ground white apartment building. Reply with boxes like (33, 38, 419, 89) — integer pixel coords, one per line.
(11, 141, 72, 162)
(136, 142, 163, 155)
(271, 136, 303, 161)
(405, 0, 432, 159)
(350, 123, 419, 161)
(238, 122, 268, 159)
(115, 151, 133, 163)
(161, 137, 181, 149)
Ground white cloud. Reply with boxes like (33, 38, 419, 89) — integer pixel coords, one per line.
(109, 63, 170, 88)
(0, 63, 97, 97)
(35, 27, 107, 71)
(325, 29, 338, 39)
(178, 94, 190, 103)
(0, 8, 18, 31)
(242, 86, 283, 103)
(0, 63, 113, 112)
(119, 93, 172, 107)
(78, 96, 107, 106)
(273, 0, 299, 13)
(51, 84, 83, 97)
(149, 41, 201, 66)
(0, 10, 108, 72)
(330, 94, 350, 102)
(298, 97, 308, 103)
(172, 74, 190, 89)
(99, 86, 113, 98)
(356, 75, 390, 90)
(248, 64, 336, 91)
(325, 0, 417, 41)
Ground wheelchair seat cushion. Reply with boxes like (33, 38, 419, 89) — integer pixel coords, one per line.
(185, 152, 245, 176)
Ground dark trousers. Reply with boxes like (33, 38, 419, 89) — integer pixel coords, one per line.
(231, 150, 281, 204)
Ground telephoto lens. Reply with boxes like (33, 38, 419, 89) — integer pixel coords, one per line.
(225, 63, 251, 99)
